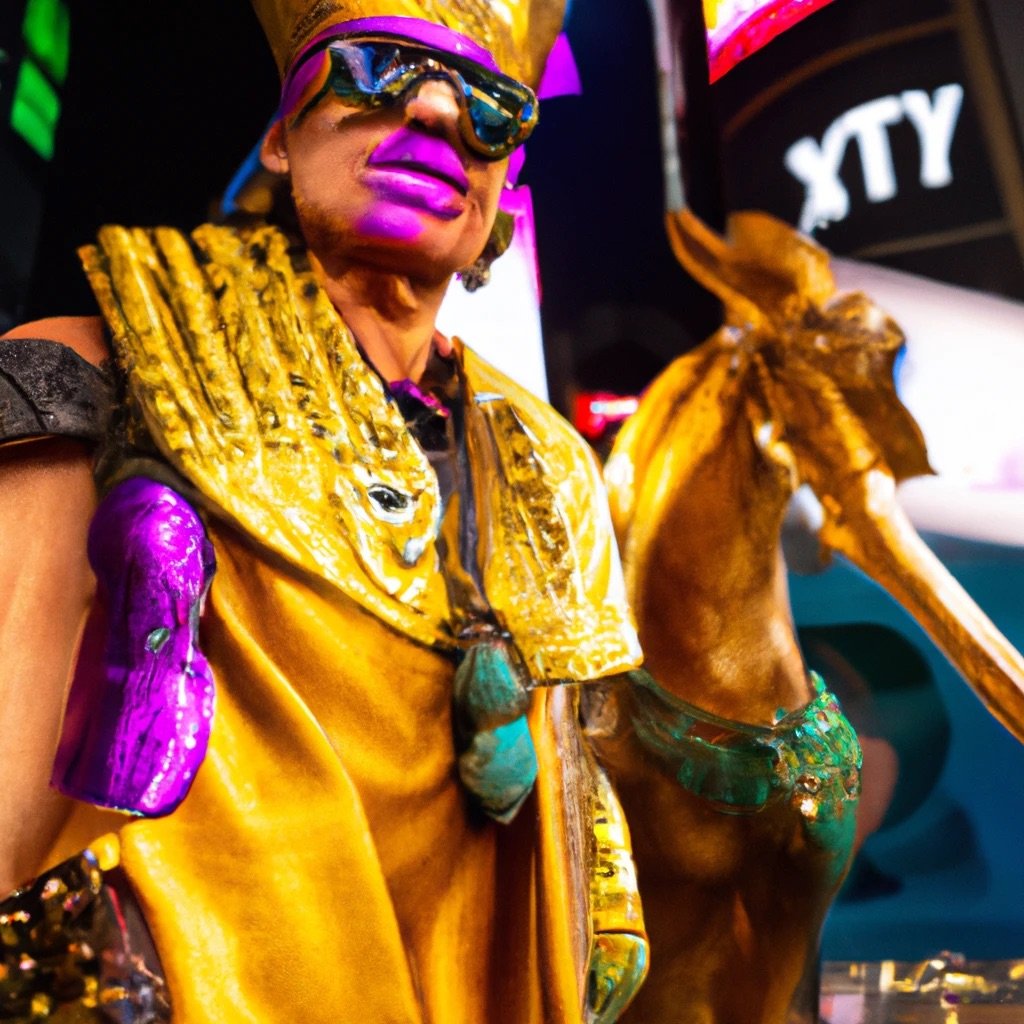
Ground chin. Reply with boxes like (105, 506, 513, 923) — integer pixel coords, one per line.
(356, 241, 470, 285)
(297, 193, 483, 283)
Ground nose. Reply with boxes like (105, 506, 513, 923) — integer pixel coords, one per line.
(402, 76, 462, 135)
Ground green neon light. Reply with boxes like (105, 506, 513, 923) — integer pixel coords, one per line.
(10, 58, 61, 160)
(22, 0, 70, 85)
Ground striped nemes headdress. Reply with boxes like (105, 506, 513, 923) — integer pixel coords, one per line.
(251, 0, 567, 87)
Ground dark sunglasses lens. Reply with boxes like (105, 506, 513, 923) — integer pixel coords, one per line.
(327, 42, 406, 103)
(467, 98, 518, 149)
(462, 76, 535, 153)
(322, 39, 536, 155)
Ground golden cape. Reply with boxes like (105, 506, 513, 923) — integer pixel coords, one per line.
(41, 222, 642, 1022)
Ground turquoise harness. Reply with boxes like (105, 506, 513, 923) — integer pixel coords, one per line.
(629, 669, 861, 838)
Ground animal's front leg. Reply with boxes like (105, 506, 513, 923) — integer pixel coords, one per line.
(587, 673, 860, 1024)
(53, 477, 215, 816)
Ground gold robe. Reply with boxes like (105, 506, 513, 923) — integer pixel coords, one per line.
(42, 222, 643, 1022)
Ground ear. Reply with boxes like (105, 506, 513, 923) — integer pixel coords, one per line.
(260, 119, 290, 175)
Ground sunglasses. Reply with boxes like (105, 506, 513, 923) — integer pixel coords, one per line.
(287, 35, 539, 161)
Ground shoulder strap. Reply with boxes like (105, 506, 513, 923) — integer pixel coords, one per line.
(0, 338, 112, 446)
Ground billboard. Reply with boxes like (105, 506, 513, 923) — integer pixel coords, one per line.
(705, 0, 838, 80)
(712, 0, 1024, 299)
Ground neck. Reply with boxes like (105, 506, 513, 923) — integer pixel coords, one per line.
(312, 256, 452, 383)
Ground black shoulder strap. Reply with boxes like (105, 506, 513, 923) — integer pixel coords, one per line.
(0, 338, 113, 446)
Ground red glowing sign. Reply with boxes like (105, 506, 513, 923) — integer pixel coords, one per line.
(705, 0, 838, 81)
(573, 393, 640, 441)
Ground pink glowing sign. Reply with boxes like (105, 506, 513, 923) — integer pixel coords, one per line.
(705, 0, 838, 81)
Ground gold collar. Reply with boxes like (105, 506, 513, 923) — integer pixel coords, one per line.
(81, 222, 640, 682)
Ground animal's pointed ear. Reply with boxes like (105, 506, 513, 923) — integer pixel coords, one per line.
(260, 120, 290, 176)
(796, 290, 932, 483)
(664, 209, 835, 330)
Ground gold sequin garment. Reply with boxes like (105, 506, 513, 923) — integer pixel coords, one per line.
(0, 838, 169, 1024)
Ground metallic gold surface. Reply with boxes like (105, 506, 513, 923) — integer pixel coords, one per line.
(588, 765, 645, 939)
(68, 218, 644, 1017)
(655, 208, 1024, 741)
(251, 0, 566, 85)
(32, 533, 602, 1023)
(0, 839, 169, 1023)
(461, 352, 643, 681)
(80, 222, 639, 684)
(585, 754, 648, 1022)
(597, 207, 1024, 1024)
(82, 222, 447, 647)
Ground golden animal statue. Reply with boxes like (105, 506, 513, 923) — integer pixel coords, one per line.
(581, 5, 1024, 1019)
(591, 205, 1024, 1022)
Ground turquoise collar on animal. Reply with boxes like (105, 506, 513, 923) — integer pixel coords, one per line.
(628, 669, 862, 822)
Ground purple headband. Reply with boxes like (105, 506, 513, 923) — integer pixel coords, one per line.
(279, 15, 581, 118)
(279, 16, 501, 118)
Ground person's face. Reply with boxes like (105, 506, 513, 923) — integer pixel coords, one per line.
(261, 63, 510, 286)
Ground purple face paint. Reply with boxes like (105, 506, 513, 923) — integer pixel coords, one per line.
(53, 478, 215, 817)
(354, 172, 462, 239)
(354, 204, 428, 243)
(361, 126, 468, 229)
(499, 183, 542, 302)
(370, 128, 469, 192)
(353, 94, 479, 241)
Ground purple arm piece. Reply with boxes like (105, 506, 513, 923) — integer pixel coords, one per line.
(52, 478, 216, 817)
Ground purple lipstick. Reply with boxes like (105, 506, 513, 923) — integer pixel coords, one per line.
(363, 128, 469, 221)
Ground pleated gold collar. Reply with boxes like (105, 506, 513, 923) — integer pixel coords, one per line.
(81, 222, 640, 682)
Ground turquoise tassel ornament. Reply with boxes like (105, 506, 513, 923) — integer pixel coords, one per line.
(453, 633, 538, 823)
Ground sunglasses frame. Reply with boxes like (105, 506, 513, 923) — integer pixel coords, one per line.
(288, 34, 539, 161)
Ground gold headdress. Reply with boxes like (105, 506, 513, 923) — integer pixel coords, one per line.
(251, 0, 566, 86)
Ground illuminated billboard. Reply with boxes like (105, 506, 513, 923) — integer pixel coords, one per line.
(712, 0, 1024, 300)
(8, 0, 69, 160)
(705, 0, 838, 80)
